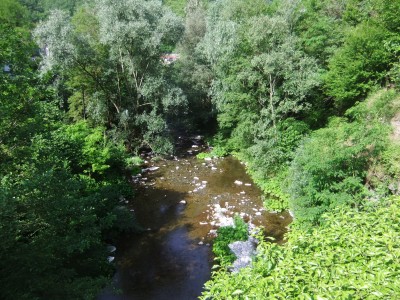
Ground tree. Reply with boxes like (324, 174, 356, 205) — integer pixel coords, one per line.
(198, 0, 320, 156)
(325, 23, 392, 111)
(34, 0, 186, 154)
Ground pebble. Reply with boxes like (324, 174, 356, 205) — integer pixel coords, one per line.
(179, 200, 187, 204)
(234, 180, 243, 185)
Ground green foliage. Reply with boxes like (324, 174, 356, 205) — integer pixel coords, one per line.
(258, 169, 290, 212)
(202, 198, 400, 299)
(196, 152, 211, 160)
(212, 216, 248, 265)
(287, 91, 395, 225)
(246, 118, 310, 178)
(326, 23, 392, 111)
(197, 0, 321, 194)
(196, 147, 227, 160)
(296, 0, 346, 66)
(40, 0, 85, 15)
(163, 0, 187, 16)
(0, 13, 136, 298)
(124, 156, 144, 173)
(34, 0, 186, 154)
(0, 0, 29, 27)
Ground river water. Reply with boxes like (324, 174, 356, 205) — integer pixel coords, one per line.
(99, 143, 291, 300)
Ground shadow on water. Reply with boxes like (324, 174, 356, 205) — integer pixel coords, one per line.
(99, 146, 291, 300)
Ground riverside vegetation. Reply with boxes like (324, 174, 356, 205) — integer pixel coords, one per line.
(1, 0, 399, 299)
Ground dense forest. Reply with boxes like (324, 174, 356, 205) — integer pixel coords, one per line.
(1, 0, 399, 299)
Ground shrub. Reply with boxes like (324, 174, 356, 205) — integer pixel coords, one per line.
(287, 115, 388, 224)
(201, 197, 400, 299)
(212, 216, 248, 265)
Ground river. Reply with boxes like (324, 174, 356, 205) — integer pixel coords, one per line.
(99, 141, 291, 299)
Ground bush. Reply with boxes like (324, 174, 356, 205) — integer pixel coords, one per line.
(212, 216, 248, 265)
(197, 146, 229, 160)
(201, 198, 400, 299)
(124, 156, 144, 174)
(287, 115, 388, 224)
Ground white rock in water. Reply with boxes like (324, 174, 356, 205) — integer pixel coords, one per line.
(204, 157, 212, 161)
(202, 181, 208, 184)
(142, 166, 160, 172)
(192, 145, 199, 148)
(107, 256, 115, 263)
(240, 191, 246, 195)
(244, 183, 252, 186)
(255, 212, 262, 216)
(234, 180, 243, 185)
(179, 200, 187, 204)
(209, 229, 217, 236)
(107, 245, 116, 253)
(229, 237, 258, 273)
(211, 167, 217, 171)
(194, 176, 199, 180)
(176, 166, 179, 170)
(198, 241, 204, 245)
(199, 222, 208, 225)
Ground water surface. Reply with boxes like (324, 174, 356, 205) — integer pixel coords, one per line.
(100, 150, 291, 300)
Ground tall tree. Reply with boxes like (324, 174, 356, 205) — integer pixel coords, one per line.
(34, 0, 186, 154)
(199, 0, 320, 156)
